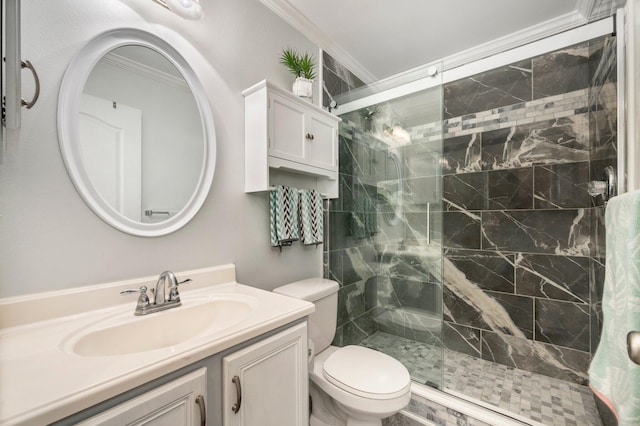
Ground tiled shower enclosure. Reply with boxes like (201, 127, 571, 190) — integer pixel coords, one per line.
(324, 34, 616, 425)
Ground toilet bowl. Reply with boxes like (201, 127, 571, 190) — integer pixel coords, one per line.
(310, 346, 411, 425)
(273, 278, 411, 426)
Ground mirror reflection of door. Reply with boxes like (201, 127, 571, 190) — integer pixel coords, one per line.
(82, 45, 204, 225)
(79, 94, 142, 221)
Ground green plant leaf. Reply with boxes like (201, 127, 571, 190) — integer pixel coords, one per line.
(298, 53, 316, 80)
(279, 47, 315, 79)
(280, 47, 302, 77)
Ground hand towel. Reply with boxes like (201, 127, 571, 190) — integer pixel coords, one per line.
(299, 189, 323, 245)
(589, 189, 640, 426)
(270, 186, 299, 248)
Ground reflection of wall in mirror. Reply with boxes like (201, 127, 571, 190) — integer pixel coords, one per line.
(83, 49, 204, 224)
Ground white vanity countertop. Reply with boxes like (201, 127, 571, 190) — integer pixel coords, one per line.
(0, 265, 314, 426)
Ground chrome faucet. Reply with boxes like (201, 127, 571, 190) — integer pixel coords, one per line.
(120, 271, 192, 315)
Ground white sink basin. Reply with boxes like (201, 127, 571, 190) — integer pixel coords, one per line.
(64, 296, 255, 356)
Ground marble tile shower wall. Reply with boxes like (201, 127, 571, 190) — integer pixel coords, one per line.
(437, 37, 617, 386)
(325, 37, 617, 387)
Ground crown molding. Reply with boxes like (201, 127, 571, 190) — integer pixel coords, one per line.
(577, 0, 598, 19)
(258, 0, 377, 84)
(102, 52, 188, 89)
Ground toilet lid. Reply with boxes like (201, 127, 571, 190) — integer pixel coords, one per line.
(323, 346, 410, 399)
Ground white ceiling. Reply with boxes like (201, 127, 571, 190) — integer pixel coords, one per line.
(261, 0, 622, 83)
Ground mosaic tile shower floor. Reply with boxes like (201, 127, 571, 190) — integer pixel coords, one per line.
(362, 332, 602, 426)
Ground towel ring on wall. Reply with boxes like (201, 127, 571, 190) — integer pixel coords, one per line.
(20, 60, 40, 109)
(588, 166, 617, 203)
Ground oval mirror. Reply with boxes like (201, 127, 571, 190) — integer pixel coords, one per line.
(58, 29, 216, 236)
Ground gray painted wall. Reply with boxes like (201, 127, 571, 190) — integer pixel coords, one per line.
(0, 0, 323, 297)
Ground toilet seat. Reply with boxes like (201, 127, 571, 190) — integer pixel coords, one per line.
(322, 345, 411, 400)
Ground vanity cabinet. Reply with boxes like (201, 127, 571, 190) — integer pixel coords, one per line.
(244, 80, 340, 198)
(222, 322, 308, 426)
(77, 368, 207, 426)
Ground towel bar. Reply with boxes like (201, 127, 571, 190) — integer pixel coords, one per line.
(268, 186, 328, 199)
(144, 210, 172, 217)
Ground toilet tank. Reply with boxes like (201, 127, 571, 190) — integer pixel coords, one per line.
(273, 278, 339, 353)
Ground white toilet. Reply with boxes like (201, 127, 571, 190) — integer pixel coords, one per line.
(274, 278, 411, 426)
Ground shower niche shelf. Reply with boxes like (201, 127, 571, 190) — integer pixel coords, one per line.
(243, 80, 340, 198)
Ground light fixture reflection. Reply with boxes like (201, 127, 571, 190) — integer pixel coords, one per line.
(383, 124, 411, 147)
(153, 0, 203, 20)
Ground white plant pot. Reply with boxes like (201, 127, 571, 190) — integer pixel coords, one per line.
(292, 77, 313, 101)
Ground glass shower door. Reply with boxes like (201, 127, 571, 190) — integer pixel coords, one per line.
(332, 75, 444, 389)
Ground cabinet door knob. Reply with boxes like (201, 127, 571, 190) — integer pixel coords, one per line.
(231, 375, 242, 414)
(195, 395, 206, 426)
(305, 133, 314, 140)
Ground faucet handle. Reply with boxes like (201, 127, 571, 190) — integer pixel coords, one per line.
(168, 278, 192, 302)
(120, 286, 151, 309)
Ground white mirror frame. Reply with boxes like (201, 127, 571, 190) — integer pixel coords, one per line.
(58, 28, 216, 237)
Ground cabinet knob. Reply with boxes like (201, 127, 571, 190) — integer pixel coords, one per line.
(305, 133, 315, 140)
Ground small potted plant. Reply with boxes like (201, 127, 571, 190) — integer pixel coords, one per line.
(280, 47, 316, 101)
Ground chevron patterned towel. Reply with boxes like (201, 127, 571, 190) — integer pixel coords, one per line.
(270, 186, 299, 248)
(299, 189, 323, 245)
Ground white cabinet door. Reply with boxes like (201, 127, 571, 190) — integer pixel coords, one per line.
(269, 93, 306, 164)
(223, 323, 308, 426)
(305, 112, 338, 172)
(268, 91, 338, 174)
(78, 368, 207, 426)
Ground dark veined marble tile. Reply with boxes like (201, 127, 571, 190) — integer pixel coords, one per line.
(323, 51, 365, 96)
(404, 212, 430, 244)
(481, 209, 591, 256)
(442, 134, 481, 175)
(369, 275, 402, 310)
(486, 291, 534, 339)
(403, 138, 442, 179)
(404, 175, 440, 211)
(590, 205, 606, 258)
(382, 249, 441, 285)
(326, 249, 343, 284)
(329, 211, 350, 250)
(532, 42, 590, 99)
(444, 59, 532, 119)
(589, 96, 618, 161)
(487, 168, 534, 210)
(443, 285, 491, 331)
(534, 162, 592, 209)
(443, 211, 481, 249)
(443, 172, 488, 211)
(480, 332, 590, 384)
(445, 248, 515, 293)
(339, 134, 355, 175)
(443, 321, 481, 358)
(535, 299, 590, 352)
(481, 117, 589, 171)
(515, 254, 589, 303)
(333, 319, 369, 346)
(342, 246, 377, 286)
(591, 256, 606, 304)
(391, 278, 441, 312)
(337, 281, 371, 327)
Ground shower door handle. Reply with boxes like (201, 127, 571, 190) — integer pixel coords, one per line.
(627, 331, 640, 365)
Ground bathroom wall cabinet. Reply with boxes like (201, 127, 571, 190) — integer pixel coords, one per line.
(77, 368, 207, 425)
(222, 322, 308, 426)
(244, 80, 340, 198)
